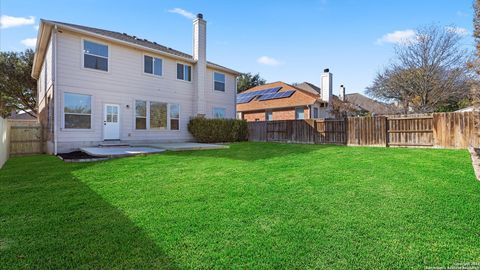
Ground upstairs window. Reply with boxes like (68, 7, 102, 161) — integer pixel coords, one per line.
(144, 55, 163, 76)
(177, 63, 192, 81)
(313, 107, 319, 119)
(83, 40, 108, 71)
(213, 107, 226, 119)
(214, 72, 225, 92)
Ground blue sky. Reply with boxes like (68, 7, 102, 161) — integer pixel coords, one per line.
(0, 0, 475, 95)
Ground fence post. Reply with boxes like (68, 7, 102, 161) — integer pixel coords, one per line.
(385, 116, 389, 147)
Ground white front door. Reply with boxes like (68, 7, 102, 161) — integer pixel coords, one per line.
(103, 104, 120, 140)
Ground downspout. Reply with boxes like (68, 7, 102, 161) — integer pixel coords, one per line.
(53, 25, 58, 155)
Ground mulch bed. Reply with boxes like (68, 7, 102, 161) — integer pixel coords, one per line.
(57, 151, 108, 162)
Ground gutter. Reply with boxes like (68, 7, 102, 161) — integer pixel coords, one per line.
(53, 26, 58, 155)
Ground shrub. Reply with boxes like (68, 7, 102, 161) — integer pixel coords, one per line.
(188, 117, 249, 143)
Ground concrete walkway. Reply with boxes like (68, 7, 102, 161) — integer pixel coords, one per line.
(80, 146, 166, 157)
(79, 143, 228, 158)
(145, 142, 229, 151)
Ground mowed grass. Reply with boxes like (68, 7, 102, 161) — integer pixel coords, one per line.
(1, 142, 480, 269)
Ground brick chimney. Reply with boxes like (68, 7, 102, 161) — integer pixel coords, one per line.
(193, 13, 206, 116)
(339, 85, 346, 102)
(321, 68, 333, 103)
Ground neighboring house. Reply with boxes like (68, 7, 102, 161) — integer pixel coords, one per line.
(8, 110, 36, 120)
(237, 69, 334, 121)
(455, 106, 477, 112)
(32, 14, 240, 154)
(344, 93, 399, 115)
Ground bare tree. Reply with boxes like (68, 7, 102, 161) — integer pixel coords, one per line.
(367, 24, 471, 113)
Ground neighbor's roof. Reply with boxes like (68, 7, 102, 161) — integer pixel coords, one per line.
(294, 82, 321, 95)
(237, 81, 324, 112)
(32, 19, 241, 78)
(345, 93, 399, 115)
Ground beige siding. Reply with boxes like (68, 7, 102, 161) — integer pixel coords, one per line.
(54, 30, 236, 152)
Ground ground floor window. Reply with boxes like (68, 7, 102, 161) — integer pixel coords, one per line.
(64, 92, 92, 129)
(295, 107, 305, 120)
(169, 104, 180, 130)
(213, 107, 226, 119)
(135, 100, 180, 130)
(135, 100, 147, 129)
(266, 111, 273, 121)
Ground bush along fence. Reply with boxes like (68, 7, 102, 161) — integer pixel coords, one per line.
(188, 117, 249, 143)
(247, 111, 480, 149)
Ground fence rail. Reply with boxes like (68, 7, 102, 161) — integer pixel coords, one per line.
(247, 112, 480, 149)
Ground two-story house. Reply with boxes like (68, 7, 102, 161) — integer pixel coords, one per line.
(32, 14, 240, 154)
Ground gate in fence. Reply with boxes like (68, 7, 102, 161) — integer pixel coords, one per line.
(247, 112, 480, 149)
(8, 120, 44, 155)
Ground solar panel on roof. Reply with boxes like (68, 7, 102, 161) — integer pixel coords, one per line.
(258, 90, 295, 101)
(236, 87, 283, 104)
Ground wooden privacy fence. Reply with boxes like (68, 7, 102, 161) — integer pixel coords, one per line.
(247, 112, 480, 149)
(8, 120, 44, 156)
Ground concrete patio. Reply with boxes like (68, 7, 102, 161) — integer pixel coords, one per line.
(79, 142, 228, 158)
(80, 146, 166, 158)
(144, 142, 229, 151)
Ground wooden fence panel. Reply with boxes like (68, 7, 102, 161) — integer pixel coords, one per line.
(8, 120, 43, 155)
(387, 116, 433, 147)
(433, 112, 479, 148)
(247, 112, 480, 149)
(346, 117, 387, 146)
(315, 119, 346, 144)
(248, 121, 267, 142)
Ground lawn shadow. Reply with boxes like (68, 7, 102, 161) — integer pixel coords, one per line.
(170, 142, 342, 162)
(0, 155, 178, 269)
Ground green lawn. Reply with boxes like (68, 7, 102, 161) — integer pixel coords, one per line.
(1, 143, 480, 269)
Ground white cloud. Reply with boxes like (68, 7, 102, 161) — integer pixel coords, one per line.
(257, 56, 282, 66)
(34, 24, 39, 30)
(446, 26, 469, 36)
(0, 15, 35, 29)
(456, 11, 468, 17)
(21, 38, 37, 47)
(168, 8, 196, 20)
(376, 29, 416, 45)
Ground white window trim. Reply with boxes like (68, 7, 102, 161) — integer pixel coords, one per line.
(176, 62, 192, 83)
(81, 38, 110, 73)
(142, 54, 163, 78)
(134, 99, 181, 131)
(213, 71, 226, 92)
(62, 92, 93, 131)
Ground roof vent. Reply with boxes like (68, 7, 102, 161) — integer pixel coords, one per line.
(197, 13, 203, 19)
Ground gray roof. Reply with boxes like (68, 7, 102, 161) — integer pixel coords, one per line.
(42, 19, 238, 73)
(295, 82, 321, 95)
(346, 93, 399, 115)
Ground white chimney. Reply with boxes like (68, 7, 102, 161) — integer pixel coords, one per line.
(193, 13, 207, 116)
(339, 85, 346, 102)
(321, 68, 333, 103)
